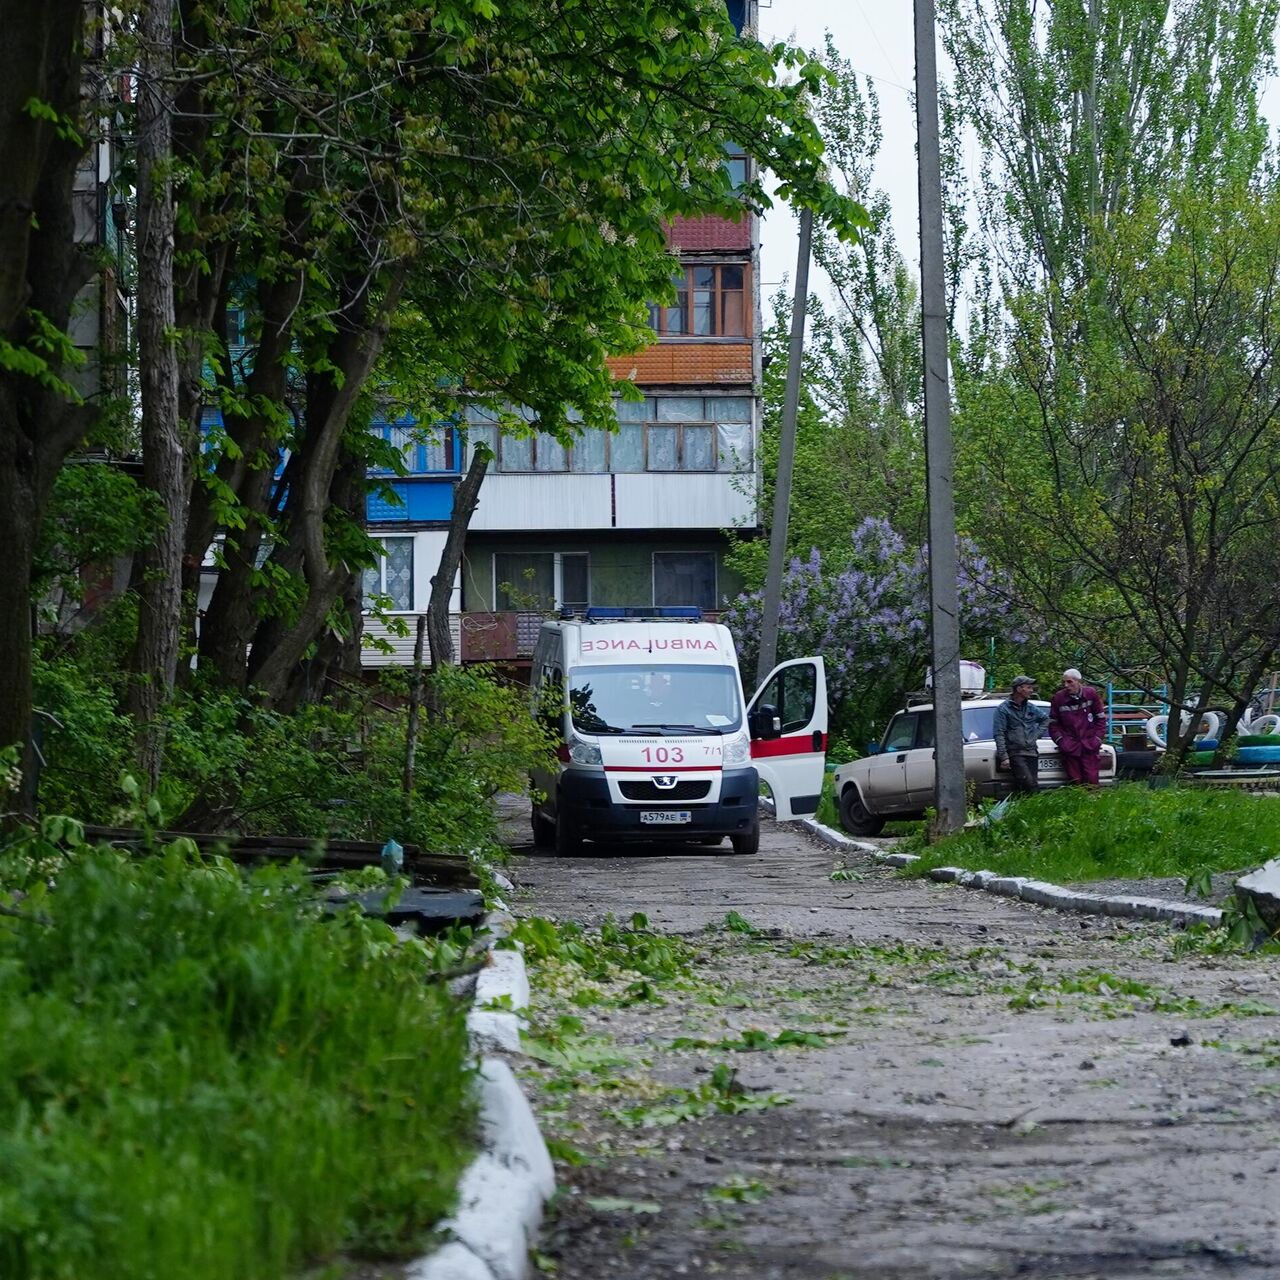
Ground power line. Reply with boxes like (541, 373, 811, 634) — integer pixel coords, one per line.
(855, 0, 908, 88)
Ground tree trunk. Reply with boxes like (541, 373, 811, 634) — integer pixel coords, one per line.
(403, 615, 426, 795)
(265, 447, 369, 715)
(243, 270, 406, 707)
(129, 0, 185, 789)
(0, 418, 39, 815)
(427, 446, 489, 669)
(0, 0, 93, 813)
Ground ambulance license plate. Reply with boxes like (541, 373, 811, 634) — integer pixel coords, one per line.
(640, 810, 691, 825)
(1038, 755, 1060, 771)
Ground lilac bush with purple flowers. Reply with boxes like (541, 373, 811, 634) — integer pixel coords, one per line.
(727, 518, 1019, 748)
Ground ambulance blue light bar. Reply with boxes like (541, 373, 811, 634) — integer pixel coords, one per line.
(583, 607, 703, 621)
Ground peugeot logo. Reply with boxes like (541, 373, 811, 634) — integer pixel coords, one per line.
(652, 774, 678, 789)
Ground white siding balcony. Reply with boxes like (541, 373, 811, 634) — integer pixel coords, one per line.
(470, 474, 612, 530)
(468, 471, 756, 532)
(614, 471, 756, 530)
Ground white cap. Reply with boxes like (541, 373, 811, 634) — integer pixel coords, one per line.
(1063, 667, 1083, 681)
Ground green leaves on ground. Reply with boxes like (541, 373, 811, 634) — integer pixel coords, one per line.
(607, 1063, 791, 1129)
(670, 1027, 835, 1052)
(584, 1197, 663, 1215)
(509, 912, 695, 991)
(705, 1175, 771, 1204)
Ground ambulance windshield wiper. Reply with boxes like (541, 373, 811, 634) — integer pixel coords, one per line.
(630, 723, 720, 734)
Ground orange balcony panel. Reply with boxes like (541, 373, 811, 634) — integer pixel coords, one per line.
(607, 344, 753, 385)
(665, 215, 752, 252)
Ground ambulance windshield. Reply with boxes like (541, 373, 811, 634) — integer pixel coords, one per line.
(568, 664, 743, 734)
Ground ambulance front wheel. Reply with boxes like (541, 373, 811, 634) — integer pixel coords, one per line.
(531, 807, 555, 848)
(555, 811, 583, 856)
(730, 823, 760, 856)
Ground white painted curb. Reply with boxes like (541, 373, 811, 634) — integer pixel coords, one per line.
(409, 909, 555, 1280)
(797, 816, 1224, 928)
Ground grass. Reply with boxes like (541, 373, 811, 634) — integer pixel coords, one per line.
(816, 771, 839, 828)
(903, 782, 1280, 882)
(0, 843, 476, 1280)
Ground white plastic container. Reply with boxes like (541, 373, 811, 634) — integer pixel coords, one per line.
(925, 661, 987, 696)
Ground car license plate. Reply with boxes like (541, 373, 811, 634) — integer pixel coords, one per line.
(640, 810, 691, 825)
(1038, 756, 1060, 772)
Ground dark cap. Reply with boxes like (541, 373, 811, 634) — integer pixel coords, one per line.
(1011, 674, 1037, 689)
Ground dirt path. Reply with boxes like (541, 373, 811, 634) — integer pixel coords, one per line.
(502, 807, 1280, 1280)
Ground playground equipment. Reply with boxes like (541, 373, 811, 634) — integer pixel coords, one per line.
(1143, 711, 1223, 749)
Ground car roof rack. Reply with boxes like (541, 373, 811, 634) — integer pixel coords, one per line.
(905, 688, 991, 708)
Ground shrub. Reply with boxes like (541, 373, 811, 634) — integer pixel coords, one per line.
(0, 841, 476, 1280)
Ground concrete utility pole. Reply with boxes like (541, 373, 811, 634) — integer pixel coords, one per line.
(914, 0, 966, 834)
(756, 205, 812, 687)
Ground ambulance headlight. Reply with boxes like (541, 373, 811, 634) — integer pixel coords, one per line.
(568, 736, 602, 766)
(721, 733, 751, 766)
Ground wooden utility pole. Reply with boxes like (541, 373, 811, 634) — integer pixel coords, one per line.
(915, 0, 966, 833)
(756, 206, 812, 686)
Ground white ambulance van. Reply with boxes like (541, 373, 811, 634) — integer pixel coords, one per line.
(529, 608, 827, 855)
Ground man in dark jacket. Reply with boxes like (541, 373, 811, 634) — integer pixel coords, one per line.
(1049, 667, 1106, 785)
(993, 676, 1050, 793)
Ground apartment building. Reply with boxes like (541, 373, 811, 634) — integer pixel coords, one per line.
(362, 0, 762, 670)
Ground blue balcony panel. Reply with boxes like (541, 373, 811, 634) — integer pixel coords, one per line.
(367, 476, 455, 523)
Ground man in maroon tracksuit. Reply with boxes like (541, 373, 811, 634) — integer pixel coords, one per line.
(1049, 668, 1105, 785)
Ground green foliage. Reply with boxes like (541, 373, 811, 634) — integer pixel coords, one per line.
(706, 1175, 771, 1205)
(157, 0, 865, 703)
(829, 864, 864, 883)
(720, 909, 760, 935)
(508, 913, 695, 989)
(30, 646, 134, 818)
(29, 645, 553, 857)
(724, 36, 1025, 746)
(669, 1027, 835, 1052)
(905, 783, 1280, 882)
(33, 463, 159, 604)
(606, 1062, 791, 1128)
(0, 311, 85, 401)
(158, 665, 554, 853)
(0, 841, 476, 1279)
(942, 2, 1280, 722)
(21, 96, 83, 147)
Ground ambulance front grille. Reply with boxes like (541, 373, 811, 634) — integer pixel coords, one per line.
(619, 780, 712, 802)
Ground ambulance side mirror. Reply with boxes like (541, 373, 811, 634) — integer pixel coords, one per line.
(749, 704, 782, 740)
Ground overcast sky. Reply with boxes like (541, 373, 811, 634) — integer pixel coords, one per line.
(757, 3, 918, 322)
(754, 4, 1280, 325)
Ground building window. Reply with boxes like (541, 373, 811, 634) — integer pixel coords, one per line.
(370, 420, 455, 474)
(494, 432, 568, 473)
(645, 423, 716, 472)
(494, 552, 589, 611)
(463, 396, 752, 475)
(648, 264, 749, 337)
(724, 146, 749, 190)
(614, 395, 752, 473)
(653, 551, 716, 610)
(362, 538, 414, 611)
(224, 307, 246, 346)
(462, 405, 499, 474)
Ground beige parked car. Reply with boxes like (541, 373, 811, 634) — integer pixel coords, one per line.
(832, 697, 1117, 836)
